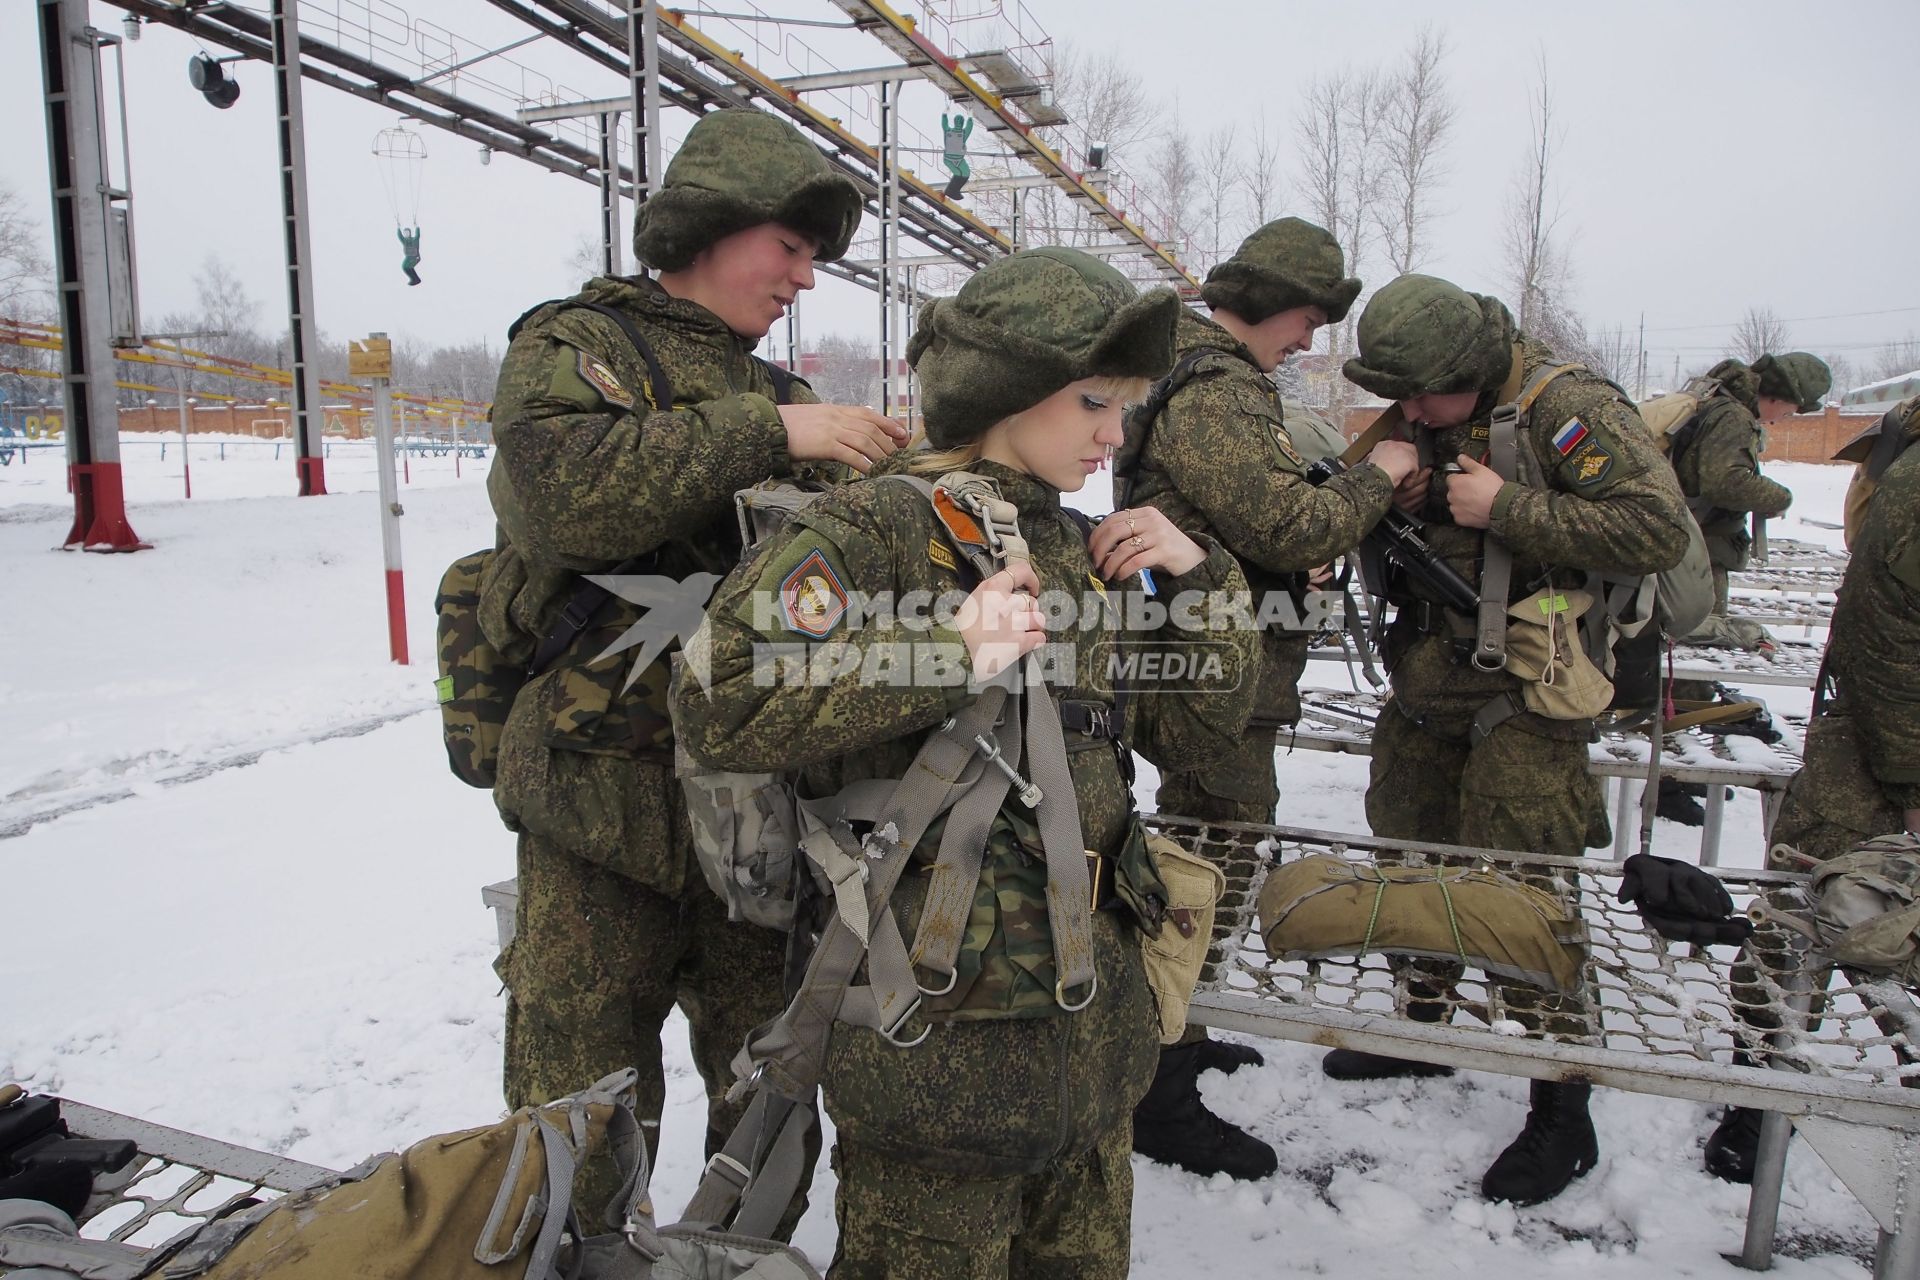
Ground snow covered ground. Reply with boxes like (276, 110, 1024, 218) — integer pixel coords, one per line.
(0, 450, 1880, 1275)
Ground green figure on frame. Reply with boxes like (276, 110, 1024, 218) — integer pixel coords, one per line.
(398, 226, 422, 286)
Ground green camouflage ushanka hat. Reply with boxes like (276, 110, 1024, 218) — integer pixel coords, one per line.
(1753, 351, 1833, 414)
(1201, 217, 1362, 325)
(909, 247, 1179, 448)
(633, 109, 863, 270)
(1343, 273, 1517, 401)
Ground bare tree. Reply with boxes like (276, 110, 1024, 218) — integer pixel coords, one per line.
(1194, 124, 1242, 272)
(1145, 114, 1200, 258)
(1239, 110, 1284, 230)
(0, 181, 52, 319)
(1374, 28, 1455, 276)
(1295, 68, 1384, 411)
(1819, 351, 1856, 401)
(1868, 334, 1920, 382)
(1729, 306, 1791, 363)
(1501, 51, 1573, 334)
(808, 333, 881, 409)
(1584, 324, 1637, 386)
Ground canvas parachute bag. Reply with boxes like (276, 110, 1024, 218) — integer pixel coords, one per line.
(435, 300, 793, 789)
(1258, 854, 1589, 995)
(1795, 834, 1920, 986)
(1636, 373, 1722, 458)
(0, 1069, 819, 1280)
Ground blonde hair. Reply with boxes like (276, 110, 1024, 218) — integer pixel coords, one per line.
(905, 374, 1150, 476)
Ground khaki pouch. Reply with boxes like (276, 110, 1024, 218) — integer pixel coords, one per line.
(1502, 587, 1614, 721)
(1139, 833, 1226, 1044)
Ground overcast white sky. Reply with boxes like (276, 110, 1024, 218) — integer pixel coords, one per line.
(5, 0, 1917, 388)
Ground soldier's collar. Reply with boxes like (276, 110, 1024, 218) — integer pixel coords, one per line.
(971, 459, 1061, 516)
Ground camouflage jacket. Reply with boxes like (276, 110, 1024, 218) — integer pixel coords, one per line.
(1382, 338, 1692, 732)
(677, 458, 1258, 1019)
(1828, 429, 1920, 809)
(1672, 389, 1793, 559)
(482, 273, 818, 891)
(1127, 308, 1395, 725)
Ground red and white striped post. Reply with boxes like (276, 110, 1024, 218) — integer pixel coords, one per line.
(354, 333, 408, 664)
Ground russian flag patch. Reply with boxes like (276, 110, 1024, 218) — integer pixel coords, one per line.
(1551, 417, 1590, 456)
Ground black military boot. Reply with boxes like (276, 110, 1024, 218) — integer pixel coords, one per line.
(1656, 777, 1708, 827)
(1132, 1041, 1278, 1180)
(1480, 1080, 1599, 1205)
(1322, 998, 1454, 1080)
(1704, 1107, 1766, 1184)
(1194, 1034, 1264, 1076)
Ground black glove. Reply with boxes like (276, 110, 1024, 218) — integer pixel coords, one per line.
(1616, 853, 1754, 946)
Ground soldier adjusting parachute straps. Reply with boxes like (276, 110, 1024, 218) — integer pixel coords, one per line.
(434, 300, 794, 789)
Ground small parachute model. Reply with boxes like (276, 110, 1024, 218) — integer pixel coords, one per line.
(373, 125, 426, 284)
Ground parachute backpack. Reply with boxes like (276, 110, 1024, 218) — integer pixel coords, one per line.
(1636, 373, 1723, 460)
(0, 1070, 821, 1280)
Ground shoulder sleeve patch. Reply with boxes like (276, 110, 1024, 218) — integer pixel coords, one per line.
(733, 518, 862, 641)
(779, 550, 850, 637)
(575, 347, 634, 409)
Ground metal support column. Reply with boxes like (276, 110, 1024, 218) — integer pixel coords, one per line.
(40, 0, 145, 549)
(597, 109, 622, 275)
(877, 79, 899, 417)
(270, 0, 327, 495)
(628, 1, 662, 202)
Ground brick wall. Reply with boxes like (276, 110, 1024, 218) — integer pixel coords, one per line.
(1332, 404, 1862, 465)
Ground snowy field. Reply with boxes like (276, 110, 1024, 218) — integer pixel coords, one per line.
(0, 447, 1879, 1276)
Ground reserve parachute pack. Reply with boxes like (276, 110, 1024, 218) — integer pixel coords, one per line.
(0, 1070, 820, 1280)
(1636, 374, 1723, 461)
(434, 297, 793, 789)
(1468, 354, 1713, 735)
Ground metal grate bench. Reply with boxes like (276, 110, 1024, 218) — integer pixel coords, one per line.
(1157, 814, 1920, 1279)
(0, 1102, 337, 1275)
(1287, 686, 1805, 865)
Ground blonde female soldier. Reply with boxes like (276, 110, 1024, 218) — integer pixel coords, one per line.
(674, 247, 1259, 1278)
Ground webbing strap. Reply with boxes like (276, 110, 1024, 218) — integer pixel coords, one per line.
(1475, 405, 1518, 672)
(1473, 356, 1584, 673)
(1025, 652, 1096, 1000)
(679, 1089, 815, 1238)
(1337, 402, 1407, 468)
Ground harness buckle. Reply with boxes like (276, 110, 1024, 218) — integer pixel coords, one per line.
(1054, 973, 1098, 1013)
(879, 995, 929, 1048)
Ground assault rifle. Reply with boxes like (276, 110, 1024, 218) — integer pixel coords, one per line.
(1305, 457, 1480, 616)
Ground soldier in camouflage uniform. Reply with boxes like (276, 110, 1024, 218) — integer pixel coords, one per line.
(677, 247, 1259, 1277)
(1330, 274, 1692, 1205)
(481, 108, 905, 1215)
(1705, 396, 1920, 1182)
(1121, 217, 1419, 1181)
(1673, 351, 1830, 652)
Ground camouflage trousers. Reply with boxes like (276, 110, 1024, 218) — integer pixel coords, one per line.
(500, 830, 818, 1223)
(1770, 710, 1906, 863)
(822, 914, 1158, 1278)
(1364, 705, 1601, 1035)
(1731, 709, 1908, 1049)
(1155, 720, 1279, 1050)
(828, 1125, 1135, 1280)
